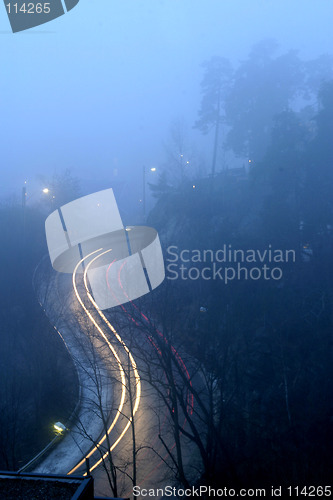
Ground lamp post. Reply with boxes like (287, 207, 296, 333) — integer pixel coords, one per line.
(22, 182, 27, 243)
(22, 184, 27, 210)
(180, 154, 183, 182)
(22, 185, 51, 206)
(142, 166, 156, 221)
(22, 183, 51, 239)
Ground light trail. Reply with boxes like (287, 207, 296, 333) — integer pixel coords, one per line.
(113, 260, 194, 414)
(68, 245, 188, 482)
(68, 249, 128, 475)
(81, 249, 141, 474)
(105, 258, 195, 490)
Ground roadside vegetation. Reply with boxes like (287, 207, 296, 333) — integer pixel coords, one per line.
(139, 57, 333, 487)
(0, 197, 79, 470)
(0, 40, 331, 492)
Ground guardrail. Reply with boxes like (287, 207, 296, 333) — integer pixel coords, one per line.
(17, 431, 66, 473)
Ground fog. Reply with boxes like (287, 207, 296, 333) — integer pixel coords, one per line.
(1, 1, 333, 494)
(0, 0, 332, 205)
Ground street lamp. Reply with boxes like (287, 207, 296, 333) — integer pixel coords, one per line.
(142, 166, 157, 221)
(22, 182, 51, 207)
(54, 421, 66, 434)
(22, 183, 52, 240)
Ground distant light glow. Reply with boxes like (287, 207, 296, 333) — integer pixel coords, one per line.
(54, 422, 66, 433)
(69, 249, 141, 476)
(42, 188, 50, 194)
(150, 167, 156, 172)
(192, 185, 196, 189)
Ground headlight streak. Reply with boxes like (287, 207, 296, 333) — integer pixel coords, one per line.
(68, 244, 192, 482)
(105, 260, 171, 453)
(114, 260, 194, 415)
(80, 249, 141, 474)
(109, 260, 195, 491)
(68, 248, 128, 475)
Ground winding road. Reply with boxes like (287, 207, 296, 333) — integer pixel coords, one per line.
(32, 251, 197, 497)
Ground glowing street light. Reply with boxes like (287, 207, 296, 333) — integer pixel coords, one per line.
(54, 421, 66, 433)
(22, 184, 51, 210)
(22, 183, 53, 239)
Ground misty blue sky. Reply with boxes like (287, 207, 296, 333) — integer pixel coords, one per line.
(0, 0, 332, 205)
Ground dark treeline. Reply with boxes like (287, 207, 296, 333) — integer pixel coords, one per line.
(0, 39, 332, 491)
(142, 47, 333, 488)
(0, 201, 78, 470)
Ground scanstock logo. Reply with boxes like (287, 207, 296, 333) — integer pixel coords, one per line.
(45, 189, 165, 310)
(3, 0, 80, 33)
